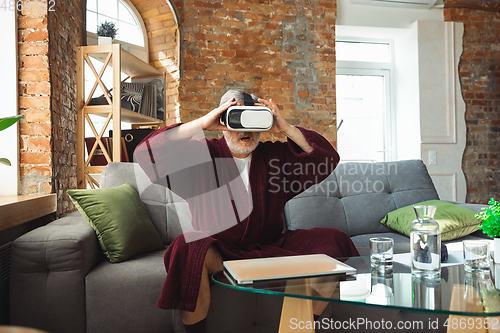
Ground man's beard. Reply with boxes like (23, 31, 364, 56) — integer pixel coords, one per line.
(224, 131, 261, 156)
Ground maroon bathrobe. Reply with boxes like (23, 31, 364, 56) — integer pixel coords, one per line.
(134, 124, 359, 312)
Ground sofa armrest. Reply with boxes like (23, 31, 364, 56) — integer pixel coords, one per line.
(10, 211, 101, 333)
(447, 201, 488, 214)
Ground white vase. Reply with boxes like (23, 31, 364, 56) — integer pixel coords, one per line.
(98, 36, 112, 45)
(494, 238, 500, 264)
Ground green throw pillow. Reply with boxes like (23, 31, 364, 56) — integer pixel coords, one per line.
(380, 200, 481, 241)
(67, 183, 164, 263)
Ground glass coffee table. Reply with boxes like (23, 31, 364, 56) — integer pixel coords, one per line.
(213, 256, 500, 333)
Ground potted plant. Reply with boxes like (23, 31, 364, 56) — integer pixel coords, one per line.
(97, 21, 118, 45)
(476, 198, 500, 263)
(0, 115, 24, 166)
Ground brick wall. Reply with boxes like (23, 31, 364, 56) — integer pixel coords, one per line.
(18, 1, 84, 217)
(17, 0, 177, 216)
(17, 0, 337, 214)
(131, 0, 180, 125)
(444, 0, 500, 204)
(18, 6, 52, 196)
(15, 0, 500, 212)
(48, 0, 84, 216)
(169, 0, 337, 144)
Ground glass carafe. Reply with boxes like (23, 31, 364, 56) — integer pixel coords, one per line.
(412, 275, 441, 310)
(411, 205, 441, 279)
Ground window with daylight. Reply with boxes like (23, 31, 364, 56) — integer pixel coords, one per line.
(84, 0, 150, 147)
(336, 40, 395, 163)
(86, 0, 146, 48)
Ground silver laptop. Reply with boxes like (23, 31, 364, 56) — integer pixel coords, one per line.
(223, 254, 357, 284)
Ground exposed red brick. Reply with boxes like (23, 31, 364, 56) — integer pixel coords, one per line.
(19, 123, 51, 136)
(23, 109, 50, 122)
(23, 29, 49, 42)
(171, 0, 337, 144)
(18, 43, 49, 55)
(26, 82, 50, 95)
(445, 1, 500, 203)
(18, 17, 47, 29)
(26, 137, 51, 151)
(20, 152, 51, 165)
(19, 97, 50, 110)
(18, 69, 49, 81)
(23, 55, 48, 68)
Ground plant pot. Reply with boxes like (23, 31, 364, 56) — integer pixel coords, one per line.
(98, 36, 112, 45)
(494, 238, 500, 264)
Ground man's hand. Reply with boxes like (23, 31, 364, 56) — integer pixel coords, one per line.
(257, 98, 313, 153)
(169, 98, 237, 140)
(199, 98, 238, 131)
(256, 98, 293, 134)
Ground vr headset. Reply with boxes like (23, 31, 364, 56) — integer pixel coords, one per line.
(221, 106, 273, 132)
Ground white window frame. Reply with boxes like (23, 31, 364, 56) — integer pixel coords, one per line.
(336, 37, 397, 162)
(86, 0, 149, 62)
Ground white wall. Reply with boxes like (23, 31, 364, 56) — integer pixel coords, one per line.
(0, 9, 19, 196)
(337, 0, 467, 202)
(337, 0, 443, 28)
(418, 21, 466, 202)
(394, 24, 421, 161)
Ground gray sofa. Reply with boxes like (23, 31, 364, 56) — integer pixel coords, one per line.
(10, 160, 488, 333)
(284, 159, 488, 256)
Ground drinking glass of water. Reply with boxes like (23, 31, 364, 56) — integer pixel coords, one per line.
(370, 237, 394, 272)
(463, 240, 490, 272)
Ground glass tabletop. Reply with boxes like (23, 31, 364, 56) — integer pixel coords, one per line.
(212, 256, 500, 317)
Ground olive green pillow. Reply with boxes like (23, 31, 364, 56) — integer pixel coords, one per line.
(380, 200, 481, 241)
(67, 183, 164, 263)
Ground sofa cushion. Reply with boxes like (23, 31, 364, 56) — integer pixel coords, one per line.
(284, 160, 439, 237)
(351, 232, 411, 255)
(85, 250, 180, 333)
(380, 200, 480, 241)
(101, 162, 193, 244)
(10, 211, 100, 333)
(67, 183, 164, 263)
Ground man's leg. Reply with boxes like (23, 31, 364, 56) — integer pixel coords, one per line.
(181, 245, 224, 325)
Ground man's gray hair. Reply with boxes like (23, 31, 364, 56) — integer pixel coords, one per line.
(220, 89, 259, 106)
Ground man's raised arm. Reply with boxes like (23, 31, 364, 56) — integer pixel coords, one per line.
(166, 98, 238, 139)
(257, 98, 313, 153)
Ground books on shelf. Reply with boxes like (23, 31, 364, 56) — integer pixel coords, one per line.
(121, 82, 144, 113)
(88, 76, 165, 121)
(132, 77, 165, 120)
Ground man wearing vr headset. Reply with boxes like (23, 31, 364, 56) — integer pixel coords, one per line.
(134, 89, 358, 333)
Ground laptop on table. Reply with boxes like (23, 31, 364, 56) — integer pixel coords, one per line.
(223, 254, 357, 285)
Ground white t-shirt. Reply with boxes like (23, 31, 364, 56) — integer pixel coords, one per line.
(233, 154, 252, 191)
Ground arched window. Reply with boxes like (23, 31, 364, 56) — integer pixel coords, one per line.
(86, 0, 148, 62)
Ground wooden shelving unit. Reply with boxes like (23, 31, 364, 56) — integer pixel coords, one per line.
(76, 44, 165, 189)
